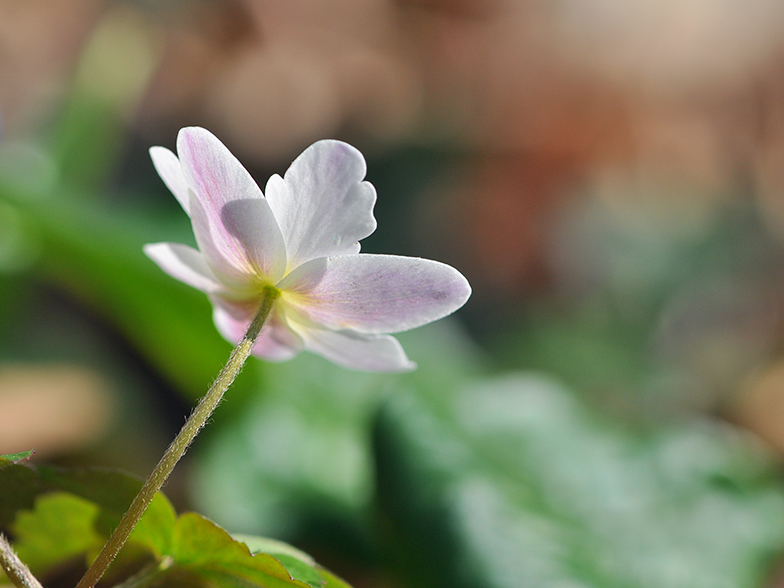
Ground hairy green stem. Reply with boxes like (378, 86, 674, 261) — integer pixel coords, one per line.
(0, 534, 43, 588)
(75, 287, 280, 588)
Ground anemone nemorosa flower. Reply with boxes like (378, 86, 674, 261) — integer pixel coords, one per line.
(144, 127, 471, 372)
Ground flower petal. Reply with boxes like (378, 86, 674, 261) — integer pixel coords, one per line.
(149, 146, 190, 214)
(189, 194, 259, 291)
(177, 126, 266, 216)
(143, 242, 222, 293)
(279, 254, 471, 334)
(212, 298, 303, 362)
(220, 198, 287, 282)
(177, 127, 288, 278)
(264, 140, 377, 269)
(289, 323, 415, 372)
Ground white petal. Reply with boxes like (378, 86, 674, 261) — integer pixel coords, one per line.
(278, 254, 471, 334)
(219, 198, 287, 283)
(212, 298, 303, 362)
(176, 127, 288, 279)
(177, 127, 266, 215)
(265, 140, 377, 268)
(149, 146, 190, 214)
(143, 242, 222, 293)
(189, 194, 260, 292)
(289, 323, 415, 372)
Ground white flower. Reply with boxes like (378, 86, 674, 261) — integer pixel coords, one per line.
(144, 127, 471, 372)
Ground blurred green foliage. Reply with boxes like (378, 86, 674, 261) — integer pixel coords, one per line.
(376, 375, 784, 588)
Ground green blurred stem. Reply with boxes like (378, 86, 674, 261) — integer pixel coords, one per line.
(0, 534, 43, 588)
(75, 287, 281, 588)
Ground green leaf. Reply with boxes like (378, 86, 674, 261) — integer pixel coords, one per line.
(35, 468, 176, 541)
(374, 374, 784, 588)
(234, 535, 315, 565)
(12, 492, 104, 574)
(0, 462, 177, 575)
(319, 569, 353, 588)
(128, 490, 178, 558)
(0, 460, 351, 588)
(0, 451, 34, 470)
(270, 554, 325, 588)
(107, 512, 345, 588)
(236, 535, 336, 588)
(163, 513, 310, 588)
(135, 514, 352, 588)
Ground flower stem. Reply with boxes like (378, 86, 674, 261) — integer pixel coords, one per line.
(0, 534, 44, 588)
(75, 287, 280, 588)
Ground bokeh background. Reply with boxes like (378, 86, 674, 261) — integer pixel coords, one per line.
(4, 0, 784, 586)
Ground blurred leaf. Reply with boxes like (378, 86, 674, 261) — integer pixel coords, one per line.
(0, 132, 256, 401)
(0, 200, 40, 273)
(191, 321, 483, 540)
(53, 7, 158, 191)
(191, 352, 384, 541)
(502, 200, 784, 415)
(0, 464, 43, 529)
(374, 374, 784, 588)
(33, 198, 240, 399)
(0, 175, 252, 399)
(495, 302, 648, 398)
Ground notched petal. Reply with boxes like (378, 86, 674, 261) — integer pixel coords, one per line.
(265, 140, 377, 268)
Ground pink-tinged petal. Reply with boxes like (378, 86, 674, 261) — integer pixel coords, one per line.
(177, 128, 282, 265)
(189, 194, 259, 292)
(220, 198, 287, 283)
(177, 126, 266, 214)
(212, 298, 303, 362)
(144, 242, 223, 293)
(289, 323, 416, 372)
(278, 254, 471, 334)
(177, 128, 287, 283)
(149, 146, 190, 214)
(264, 140, 377, 268)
